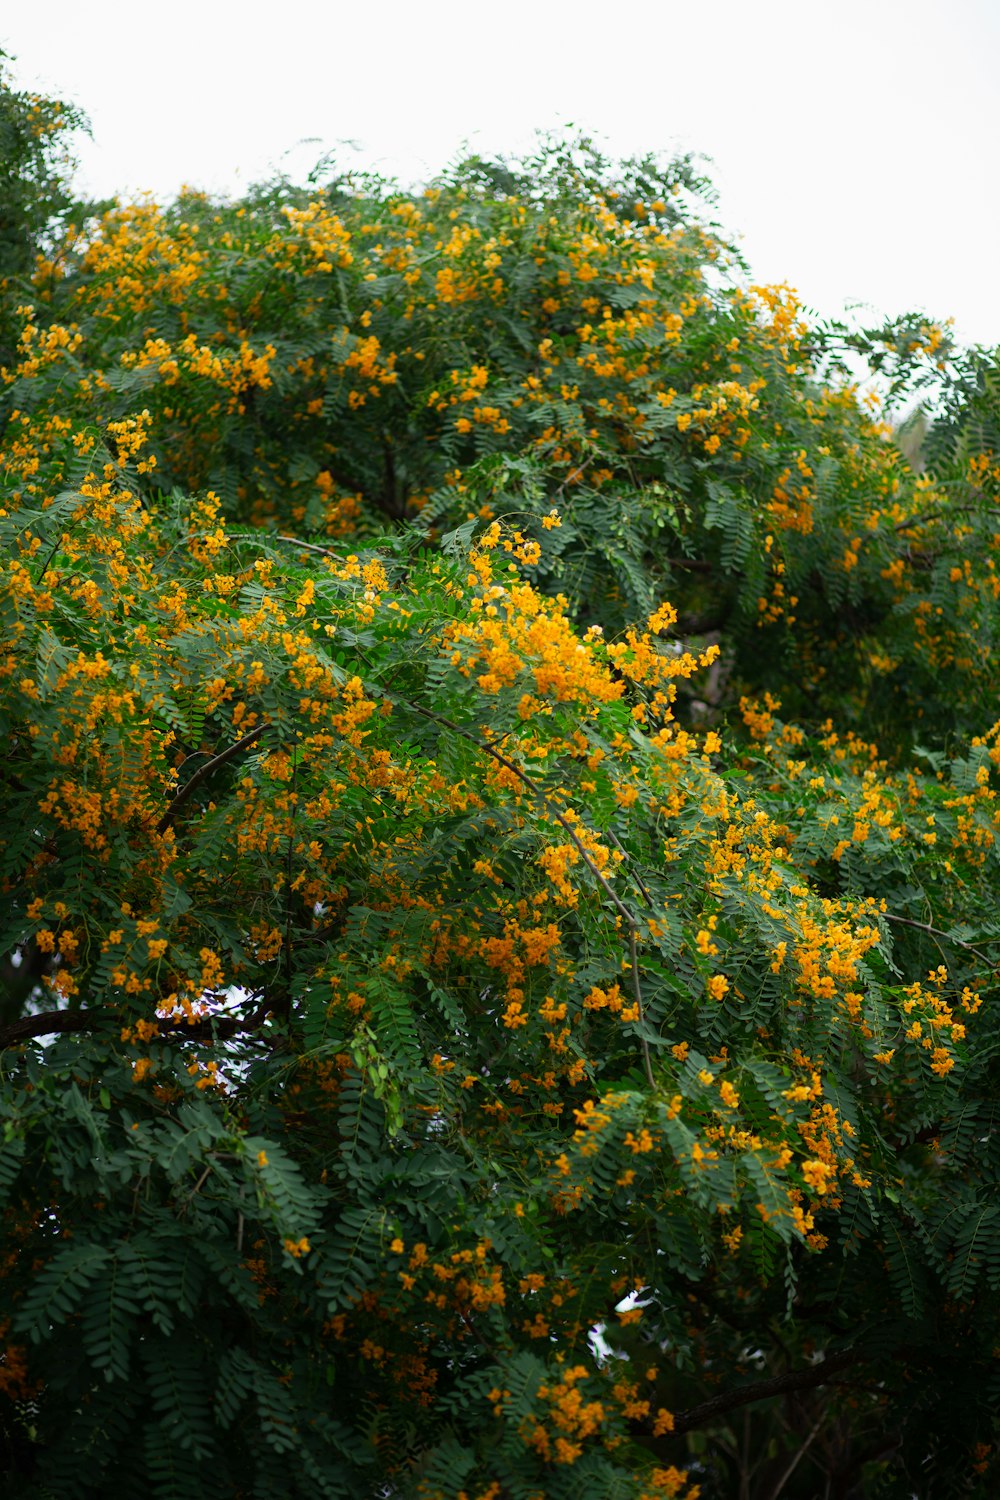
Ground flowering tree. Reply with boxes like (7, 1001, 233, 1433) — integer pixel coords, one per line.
(2, 95, 1000, 1499)
(0, 52, 89, 368)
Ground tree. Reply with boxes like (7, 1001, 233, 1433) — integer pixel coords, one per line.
(2, 104, 1000, 1498)
(0, 51, 88, 367)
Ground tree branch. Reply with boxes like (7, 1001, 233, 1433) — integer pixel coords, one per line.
(889, 503, 1000, 534)
(0, 995, 274, 1050)
(157, 723, 269, 833)
(0, 1008, 93, 1046)
(671, 1349, 862, 1435)
(882, 911, 998, 970)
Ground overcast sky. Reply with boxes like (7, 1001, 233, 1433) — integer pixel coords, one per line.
(4, 0, 999, 350)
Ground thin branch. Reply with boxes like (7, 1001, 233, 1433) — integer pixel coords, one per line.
(891, 503, 1000, 534)
(278, 753, 300, 1021)
(607, 828, 655, 911)
(386, 691, 656, 1088)
(187, 1165, 212, 1199)
(627, 926, 650, 1067)
(882, 912, 998, 970)
(892, 508, 958, 533)
(672, 1349, 862, 1436)
(220, 531, 344, 562)
(276, 534, 341, 559)
(34, 536, 63, 586)
(157, 723, 269, 833)
(550, 457, 593, 500)
(768, 1411, 825, 1500)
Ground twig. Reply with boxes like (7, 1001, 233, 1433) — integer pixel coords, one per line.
(892, 508, 956, 533)
(550, 457, 593, 501)
(188, 1165, 212, 1199)
(276, 534, 340, 559)
(279, 752, 300, 1020)
(881, 912, 997, 970)
(34, 537, 64, 586)
(768, 1411, 825, 1500)
(607, 828, 655, 911)
(891, 503, 1000, 534)
(627, 927, 650, 1076)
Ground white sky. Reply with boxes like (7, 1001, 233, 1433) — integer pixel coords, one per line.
(4, 0, 999, 350)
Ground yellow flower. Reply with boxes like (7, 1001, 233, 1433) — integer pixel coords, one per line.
(801, 1159, 834, 1195)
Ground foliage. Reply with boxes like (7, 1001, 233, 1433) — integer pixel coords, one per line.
(7, 131, 995, 750)
(3, 80, 1000, 1499)
(0, 52, 88, 367)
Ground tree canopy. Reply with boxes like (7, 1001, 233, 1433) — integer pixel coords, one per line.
(3, 68, 1000, 1500)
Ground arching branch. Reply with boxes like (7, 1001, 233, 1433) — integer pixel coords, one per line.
(157, 723, 269, 833)
(671, 1348, 862, 1436)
